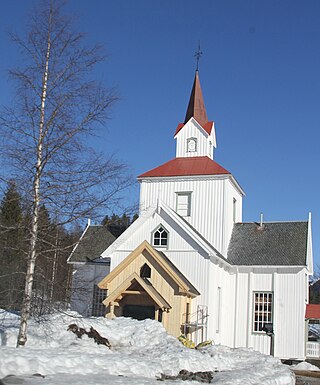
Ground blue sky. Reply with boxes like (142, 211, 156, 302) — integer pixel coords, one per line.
(0, 0, 319, 268)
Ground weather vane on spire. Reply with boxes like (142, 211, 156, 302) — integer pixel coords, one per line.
(194, 41, 203, 71)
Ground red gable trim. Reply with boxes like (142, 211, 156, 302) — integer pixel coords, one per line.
(174, 123, 185, 136)
(138, 156, 230, 178)
(174, 121, 213, 137)
(306, 304, 320, 319)
(203, 121, 213, 135)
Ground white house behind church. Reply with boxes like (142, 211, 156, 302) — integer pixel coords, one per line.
(68, 70, 313, 360)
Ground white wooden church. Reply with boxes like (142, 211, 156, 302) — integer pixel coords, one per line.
(69, 70, 313, 360)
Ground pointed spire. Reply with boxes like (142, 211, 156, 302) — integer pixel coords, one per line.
(184, 71, 208, 127)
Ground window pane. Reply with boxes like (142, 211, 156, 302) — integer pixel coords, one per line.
(140, 264, 151, 278)
(153, 226, 168, 248)
(176, 193, 191, 217)
(253, 292, 273, 332)
(92, 285, 107, 317)
(178, 208, 188, 216)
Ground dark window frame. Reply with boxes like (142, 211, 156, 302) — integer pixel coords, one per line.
(152, 225, 169, 248)
(253, 291, 273, 333)
(92, 284, 107, 317)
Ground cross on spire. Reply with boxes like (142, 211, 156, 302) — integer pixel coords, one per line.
(194, 42, 203, 71)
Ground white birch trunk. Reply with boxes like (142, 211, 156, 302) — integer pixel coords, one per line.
(16, 7, 52, 347)
(49, 228, 59, 304)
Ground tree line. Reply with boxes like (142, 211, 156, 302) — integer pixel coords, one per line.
(0, 180, 136, 316)
(0, 180, 75, 315)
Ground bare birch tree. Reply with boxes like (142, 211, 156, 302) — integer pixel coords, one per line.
(0, 0, 131, 347)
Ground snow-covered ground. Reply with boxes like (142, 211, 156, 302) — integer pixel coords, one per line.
(293, 361, 320, 371)
(0, 310, 294, 385)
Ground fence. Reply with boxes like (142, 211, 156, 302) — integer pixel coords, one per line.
(306, 341, 320, 358)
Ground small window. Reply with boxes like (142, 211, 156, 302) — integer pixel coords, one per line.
(140, 263, 151, 278)
(216, 287, 222, 333)
(176, 192, 191, 217)
(253, 292, 273, 332)
(187, 137, 197, 152)
(233, 198, 237, 223)
(152, 225, 168, 248)
(92, 285, 107, 317)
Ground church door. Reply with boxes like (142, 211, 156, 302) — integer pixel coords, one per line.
(123, 304, 155, 320)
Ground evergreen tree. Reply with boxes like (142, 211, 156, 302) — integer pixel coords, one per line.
(0, 181, 26, 310)
(102, 213, 132, 237)
(32, 205, 73, 317)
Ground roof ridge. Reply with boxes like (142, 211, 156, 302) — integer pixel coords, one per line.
(238, 221, 308, 224)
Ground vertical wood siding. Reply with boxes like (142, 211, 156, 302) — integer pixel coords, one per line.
(175, 120, 213, 158)
(106, 251, 189, 336)
(274, 270, 306, 359)
(139, 177, 242, 256)
(233, 269, 306, 359)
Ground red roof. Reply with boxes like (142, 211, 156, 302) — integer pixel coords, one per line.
(174, 121, 213, 136)
(138, 156, 230, 178)
(305, 304, 320, 319)
(184, 70, 208, 126)
(173, 71, 214, 137)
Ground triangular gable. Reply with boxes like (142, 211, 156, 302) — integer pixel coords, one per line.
(101, 204, 157, 258)
(101, 200, 231, 269)
(99, 240, 199, 297)
(174, 118, 213, 137)
(159, 201, 230, 266)
(102, 272, 171, 310)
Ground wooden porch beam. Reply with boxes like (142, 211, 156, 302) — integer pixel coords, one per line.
(123, 290, 146, 295)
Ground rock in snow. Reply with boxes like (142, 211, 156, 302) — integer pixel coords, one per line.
(0, 309, 294, 385)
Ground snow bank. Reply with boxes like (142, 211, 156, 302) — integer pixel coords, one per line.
(293, 361, 320, 371)
(0, 310, 294, 385)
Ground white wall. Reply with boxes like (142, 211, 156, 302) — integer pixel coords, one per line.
(274, 270, 307, 359)
(109, 212, 307, 359)
(139, 177, 242, 256)
(232, 267, 307, 359)
(111, 210, 211, 300)
(175, 119, 214, 158)
(70, 262, 110, 317)
(206, 262, 236, 346)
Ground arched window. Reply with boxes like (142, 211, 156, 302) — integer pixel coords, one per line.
(140, 263, 151, 278)
(152, 225, 168, 248)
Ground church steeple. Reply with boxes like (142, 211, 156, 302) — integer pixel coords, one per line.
(184, 70, 208, 127)
(175, 70, 216, 159)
